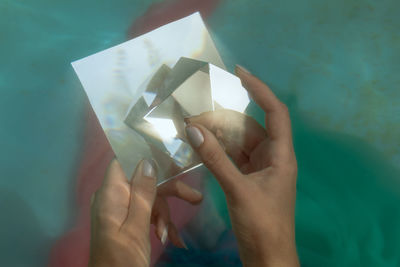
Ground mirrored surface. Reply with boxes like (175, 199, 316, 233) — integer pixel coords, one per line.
(72, 13, 249, 184)
(72, 13, 224, 182)
(125, 57, 250, 182)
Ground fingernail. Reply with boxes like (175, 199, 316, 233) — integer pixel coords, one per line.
(161, 225, 168, 245)
(142, 159, 156, 178)
(178, 234, 188, 250)
(191, 188, 203, 197)
(185, 126, 204, 148)
(236, 64, 251, 74)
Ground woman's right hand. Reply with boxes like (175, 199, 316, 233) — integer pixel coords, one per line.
(185, 65, 299, 267)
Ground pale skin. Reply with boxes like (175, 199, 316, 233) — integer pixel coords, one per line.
(89, 65, 299, 267)
(89, 160, 203, 267)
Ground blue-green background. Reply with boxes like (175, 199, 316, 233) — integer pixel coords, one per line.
(1, 0, 399, 266)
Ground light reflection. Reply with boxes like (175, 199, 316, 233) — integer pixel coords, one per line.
(209, 64, 250, 113)
(71, 12, 245, 183)
(143, 91, 157, 106)
(124, 57, 250, 182)
(144, 117, 177, 140)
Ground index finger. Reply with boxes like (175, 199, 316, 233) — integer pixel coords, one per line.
(187, 110, 266, 167)
(235, 65, 293, 146)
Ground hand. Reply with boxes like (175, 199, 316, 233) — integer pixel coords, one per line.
(89, 159, 203, 267)
(185, 65, 299, 267)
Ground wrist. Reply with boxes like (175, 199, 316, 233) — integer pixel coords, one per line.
(242, 246, 299, 267)
(239, 228, 299, 267)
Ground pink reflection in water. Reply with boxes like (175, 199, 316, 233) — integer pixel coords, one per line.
(128, 0, 221, 39)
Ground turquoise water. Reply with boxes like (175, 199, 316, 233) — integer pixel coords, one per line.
(1, 0, 400, 266)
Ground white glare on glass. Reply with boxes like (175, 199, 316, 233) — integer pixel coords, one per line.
(71, 12, 249, 184)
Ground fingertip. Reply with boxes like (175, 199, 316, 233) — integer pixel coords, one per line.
(184, 111, 219, 134)
(157, 179, 203, 205)
(154, 216, 169, 245)
(161, 226, 168, 245)
(167, 223, 187, 249)
(235, 64, 251, 76)
(105, 157, 117, 173)
(131, 159, 158, 185)
(235, 65, 256, 98)
(178, 233, 188, 250)
(186, 123, 242, 192)
(192, 187, 203, 199)
(185, 124, 205, 148)
(103, 158, 127, 185)
(189, 187, 203, 205)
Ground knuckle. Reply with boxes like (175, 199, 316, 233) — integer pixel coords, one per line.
(276, 160, 297, 178)
(171, 180, 183, 196)
(132, 191, 153, 213)
(145, 178, 157, 194)
(134, 180, 157, 201)
(111, 183, 129, 194)
(96, 212, 119, 228)
(137, 184, 156, 199)
(279, 102, 289, 114)
(103, 184, 129, 200)
(123, 227, 143, 243)
(203, 148, 224, 170)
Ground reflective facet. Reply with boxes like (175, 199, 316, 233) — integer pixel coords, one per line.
(72, 13, 249, 184)
(124, 57, 250, 183)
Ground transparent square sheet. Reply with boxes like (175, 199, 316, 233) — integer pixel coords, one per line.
(72, 12, 250, 184)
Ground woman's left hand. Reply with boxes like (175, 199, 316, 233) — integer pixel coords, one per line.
(89, 159, 203, 267)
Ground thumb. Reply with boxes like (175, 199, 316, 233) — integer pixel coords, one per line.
(185, 124, 242, 193)
(124, 159, 157, 232)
